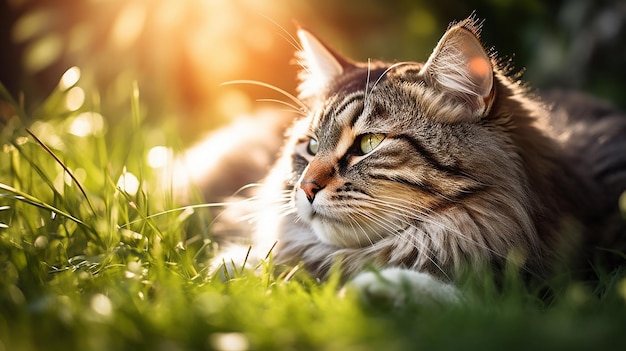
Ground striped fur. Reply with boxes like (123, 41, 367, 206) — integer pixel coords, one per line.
(217, 17, 626, 282)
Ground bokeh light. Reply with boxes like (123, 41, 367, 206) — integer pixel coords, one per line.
(147, 146, 172, 169)
(117, 171, 140, 196)
(69, 112, 105, 137)
(90, 293, 113, 317)
(65, 86, 85, 111)
(58, 66, 80, 91)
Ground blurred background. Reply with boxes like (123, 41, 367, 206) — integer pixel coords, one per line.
(1, 0, 625, 143)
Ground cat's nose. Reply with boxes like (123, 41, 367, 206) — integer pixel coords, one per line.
(301, 181, 323, 203)
(300, 158, 334, 203)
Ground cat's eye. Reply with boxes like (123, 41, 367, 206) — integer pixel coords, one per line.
(359, 133, 385, 155)
(307, 137, 319, 155)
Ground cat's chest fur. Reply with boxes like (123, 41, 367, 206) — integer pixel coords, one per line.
(191, 17, 626, 304)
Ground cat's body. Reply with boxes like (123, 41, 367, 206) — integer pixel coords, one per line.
(198, 18, 626, 303)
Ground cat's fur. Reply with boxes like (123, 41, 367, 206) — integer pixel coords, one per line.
(200, 17, 626, 303)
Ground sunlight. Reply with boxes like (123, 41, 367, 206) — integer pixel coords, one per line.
(110, 1, 147, 49)
(209, 332, 249, 351)
(65, 86, 85, 111)
(147, 146, 172, 169)
(58, 66, 81, 91)
(117, 170, 140, 196)
(23, 33, 63, 73)
(90, 294, 113, 317)
(174, 114, 260, 185)
(7, 0, 298, 131)
(30, 121, 63, 149)
(69, 112, 105, 137)
(53, 168, 86, 194)
(11, 9, 52, 43)
(217, 89, 252, 118)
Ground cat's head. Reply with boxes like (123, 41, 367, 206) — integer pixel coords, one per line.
(288, 18, 538, 267)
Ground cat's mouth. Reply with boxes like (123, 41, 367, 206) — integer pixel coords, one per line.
(295, 188, 393, 248)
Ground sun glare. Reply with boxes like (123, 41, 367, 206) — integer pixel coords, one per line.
(69, 112, 105, 137)
(59, 66, 81, 91)
(65, 86, 85, 111)
(147, 146, 172, 169)
(117, 170, 140, 196)
(110, 1, 147, 49)
(9, 0, 299, 132)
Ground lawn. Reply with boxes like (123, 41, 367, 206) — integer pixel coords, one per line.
(1, 77, 626, 351)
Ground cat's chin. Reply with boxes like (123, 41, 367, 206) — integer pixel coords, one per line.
(310, 219, 379, 248)
(295, 189, 388, 248)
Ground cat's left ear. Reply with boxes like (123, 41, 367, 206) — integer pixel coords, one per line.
(296, 29, 352, 99)
(422, 20, 495, 119)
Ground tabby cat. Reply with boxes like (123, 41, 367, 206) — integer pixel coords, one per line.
(203, 17, 626, 304)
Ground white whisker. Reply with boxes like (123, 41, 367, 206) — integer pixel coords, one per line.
(365, 62, 414, 105)
(221, 80, 309, 113)
(258, 14, 303, 52)
(364, 58, 372, 102)
(356, 204, 450, 278)
(257, 99, 308, 116)
(370, 195, 512, 265)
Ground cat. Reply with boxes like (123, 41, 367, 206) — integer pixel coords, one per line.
(194, 16, 626, 305)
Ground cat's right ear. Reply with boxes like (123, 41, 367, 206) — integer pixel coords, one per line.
(296, 29, 348, 99)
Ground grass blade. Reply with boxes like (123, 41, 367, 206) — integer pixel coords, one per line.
(25, 128, 98, 217)
(0, 182, 99, 241)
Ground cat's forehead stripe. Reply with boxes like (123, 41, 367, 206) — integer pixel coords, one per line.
(314, 92, 365, 136)
(334, 92, 366, 128)
(331, 95, 363, 156)
(333, 93, 364, 127)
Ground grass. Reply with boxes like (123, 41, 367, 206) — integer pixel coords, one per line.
(0, 79, 626, 351)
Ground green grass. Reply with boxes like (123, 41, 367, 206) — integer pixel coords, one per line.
(1, 80, 626, 351)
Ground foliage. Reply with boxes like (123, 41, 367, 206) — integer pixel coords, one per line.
(1, 77, 626, 351)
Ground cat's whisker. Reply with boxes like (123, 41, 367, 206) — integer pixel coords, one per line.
(351, 211, 385, 246)
(364, 58, 372, 102)
(227, 182, 277, 198)
(118, 201, 243, 229)
(370, 197, 515, 265)
(341, 211, 363, 243)
(256, 99, 308, 116)
(368, 198, 476, 242)
(352, 207, 451, 279)
(235, 205, 290, 223)
(221, 189, 294, 225)
(221, 80, 309, 113)
(294, 59, 312, 79)
(359, 206, 446, 260)
(371, 198, 467, 237)
(365, 62, 413, 104)
(258, 14, 303, 52)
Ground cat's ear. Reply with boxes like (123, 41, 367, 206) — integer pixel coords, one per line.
(422, 20, 494, 119)
(296, 29, 348, 99)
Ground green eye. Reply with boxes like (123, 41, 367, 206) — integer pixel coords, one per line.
(307, 137, 319, 155)
(359, 133, 385, 155)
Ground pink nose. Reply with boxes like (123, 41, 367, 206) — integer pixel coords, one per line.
(300, 158, 335, 204)
(301, 181, 323, 203)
